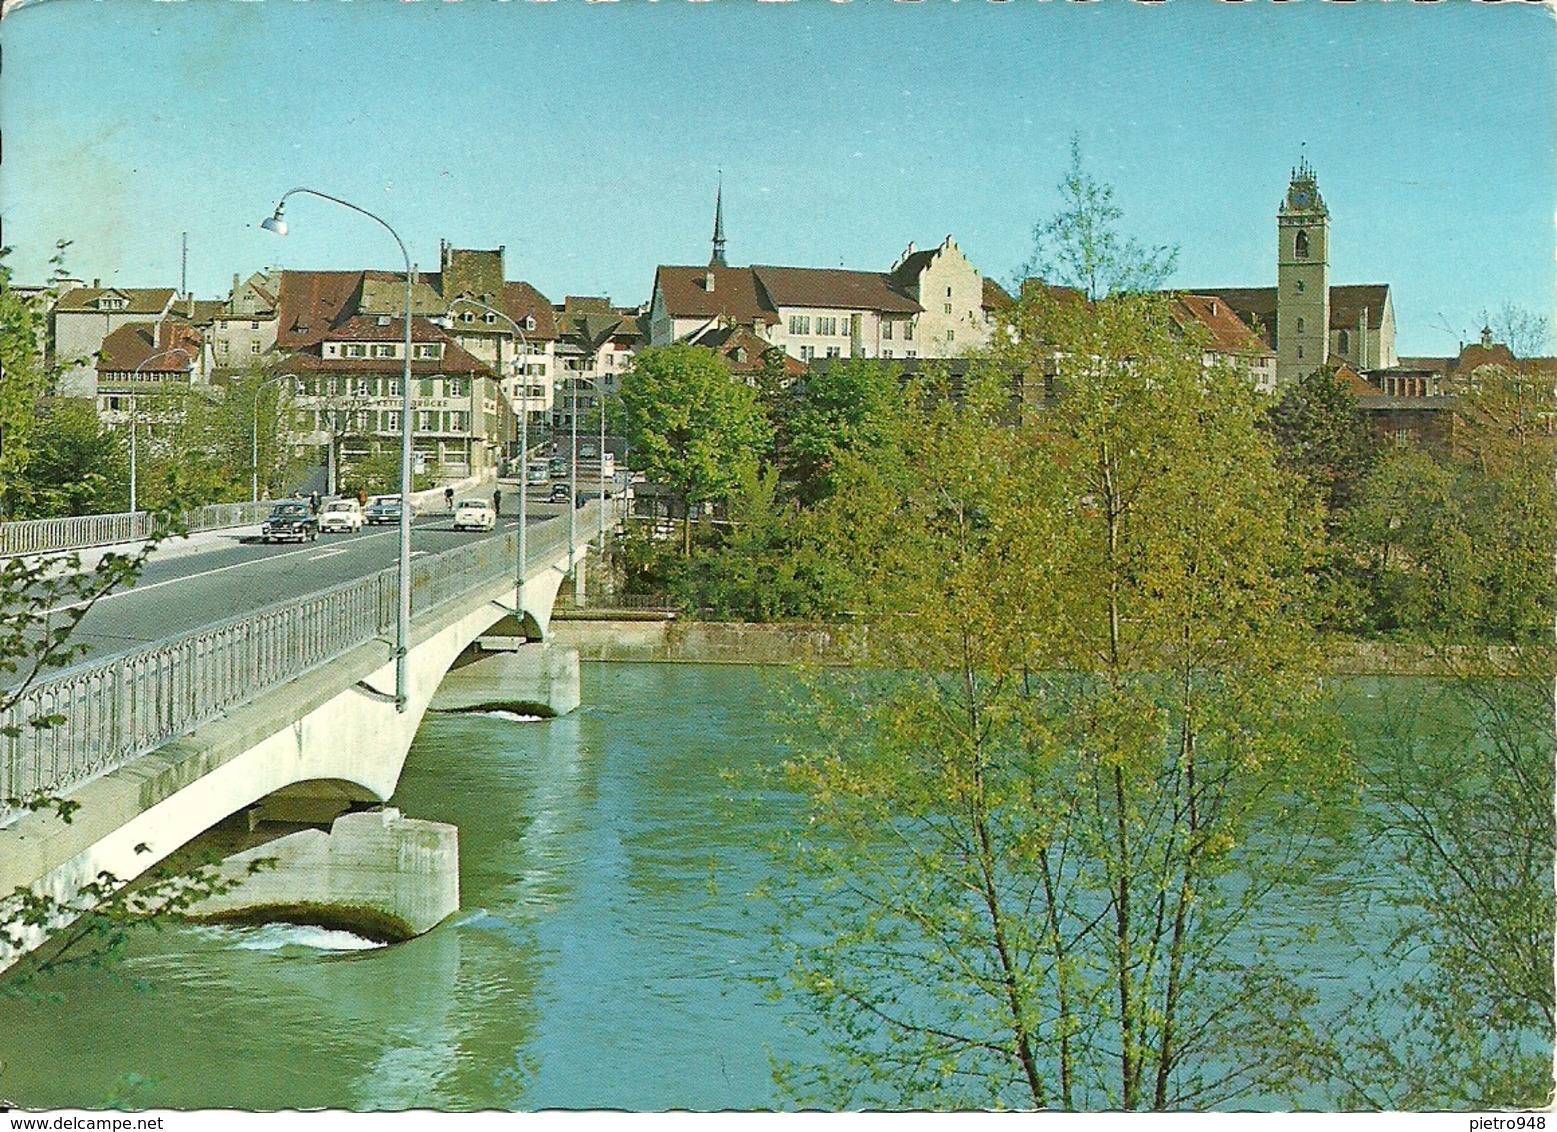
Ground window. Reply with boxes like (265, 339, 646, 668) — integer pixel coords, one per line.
(355, 380, 371, 397)
(418, 410, 439, 431)
(904, 321, 915, 341)
(882, 320, 893, 340)
(384, 411, 400, 432)
(250, 321, 261, 331)
(1297, 345, 1305, 359)
(906, 350, 917, 359)
(800, 345, 815, 361)
(217, 341, 229, 356)
(1296, 318, 1305, 334)
(1395, 428, 1410, 448)
(817, 316, 836, 336)
(386, 379, 401, 397)
(524, 316, 536, 332)
(373, 344, 395, 358)
(462, 311, 474, 322)
(249, 341, 261, 354)
(448, 378, 465, 397)
(415, 344, 443, 359)
(733, 347, 748, 363)
(946, 286, 953, 298)
(1296, 279, 1306, 294)
(882, 349, 893, 359)
(944, 303, 953, 315)
(1338, 330, 1350, 354)
(344, 344, 367, 358)
(946, 329, 955, 342)
(788, 315, 808, 335)
(1295, 230, 1310, 259)
(485, 312, 497, 324)
(825, 346, 841, 359)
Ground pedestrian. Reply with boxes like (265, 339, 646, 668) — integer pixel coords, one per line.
(492, 489, 501, 517)
(309, 490, 320, 514)
(444, 486, 455, 512)
(356, 486, 368, 508)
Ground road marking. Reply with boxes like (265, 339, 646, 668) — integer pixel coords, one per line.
(307, 547, 349, 561)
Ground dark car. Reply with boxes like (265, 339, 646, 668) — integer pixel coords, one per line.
(364, 495, 402, 525)
(548, 483, 571, 504)
(261, 501, 319, 543)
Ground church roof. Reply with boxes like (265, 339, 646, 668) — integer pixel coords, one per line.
(1181, 283, 1391, 348)
(653, 264, 780, 326)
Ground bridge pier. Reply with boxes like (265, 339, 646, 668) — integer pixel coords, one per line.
(428, 635, 581, 718)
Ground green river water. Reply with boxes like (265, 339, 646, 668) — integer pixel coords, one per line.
(0, 663, 1540, 1110)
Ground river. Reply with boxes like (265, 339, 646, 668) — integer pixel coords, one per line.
(0, 664, 1542, 1110)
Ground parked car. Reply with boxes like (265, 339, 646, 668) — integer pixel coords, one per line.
(548, 483, 571, 504)
(548, 456, 567, 478)
(453, 499, 496, 532)
(364, 495, 401, 525)
(261, 501, 319, 543)
(318, 499, 365, 533)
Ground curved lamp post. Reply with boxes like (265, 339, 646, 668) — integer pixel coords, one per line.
(446, 296, 530, 619)
(262, 188, 415, 713)
(128, 346, 194, 513)
(248, 372, 300, 502)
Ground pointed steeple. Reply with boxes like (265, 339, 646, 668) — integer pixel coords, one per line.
(710, 173, 727, 268)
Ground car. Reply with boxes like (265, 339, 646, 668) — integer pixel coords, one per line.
(548, 483, 571, 504)
(261, 501, 319, 543)
(548, 456, 567, 478)
(525, 461, 550, 486)
(453, 499, 496, 532)
(318, 499, 365, 533)
(364, 495, 402, 525)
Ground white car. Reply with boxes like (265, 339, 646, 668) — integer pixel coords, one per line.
(318, 499, 365, 533)
(453, 499, 496, 532)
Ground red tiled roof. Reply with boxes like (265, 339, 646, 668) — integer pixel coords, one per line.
(654, 265, 779, 326)
(55, 287, 177, 316)
(275, 271, 366, 349)
(1173, 294, 1271, 356)
(752, 265, 921, 314)
(96, 321, 200, 374)
(687, 325, 805, 376)
(1334, 363, 1384, 399)
(982, 278, 1015, 312)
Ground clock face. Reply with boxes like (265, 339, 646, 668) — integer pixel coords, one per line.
(1292, 190, 1312, 208)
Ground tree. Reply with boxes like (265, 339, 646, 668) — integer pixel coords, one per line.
(12, 398, 127, 518)
(0, 248, 54, 520)
(619, 344, 771, 553)
(772, 156, 1353, 1109)
(1265, 364, 1377, 526)
(776, 357, 909, 506)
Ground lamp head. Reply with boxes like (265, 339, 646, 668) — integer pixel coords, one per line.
(260, 204, 287, 236)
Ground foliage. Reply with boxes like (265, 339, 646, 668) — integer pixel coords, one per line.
(344, 443, 433, 496)
(771, 168, 1354, 1107)
(10, 399, 128, 518)
(773, 357, 909, 505)
(1265, 364, 1377, 524)
(619, 344, 772, 552)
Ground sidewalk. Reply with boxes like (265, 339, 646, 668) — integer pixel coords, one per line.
(30, 525, 264, 576)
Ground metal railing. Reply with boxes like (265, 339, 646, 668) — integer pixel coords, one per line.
(0, 501, 278, 558)
(0, 498, 619, 824)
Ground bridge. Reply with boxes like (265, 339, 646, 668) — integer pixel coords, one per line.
(0, 499, 618, 965)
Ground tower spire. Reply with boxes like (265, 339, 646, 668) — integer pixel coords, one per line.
(710, 172, 727, 268)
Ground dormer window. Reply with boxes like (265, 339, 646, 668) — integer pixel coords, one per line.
(414, 344, 443, 360)
(463, 311, 475, 322)
(524, 316, 536, 332)
(377, 315, 392, 327)
(344, 343, 367, 358)
(484, 312, 497, 324)
(97, 295, 128, 311)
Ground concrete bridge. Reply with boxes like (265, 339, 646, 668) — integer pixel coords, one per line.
(0, 502, 617, 966)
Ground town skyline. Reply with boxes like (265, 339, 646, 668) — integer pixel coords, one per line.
(3, 0, 1553, 357)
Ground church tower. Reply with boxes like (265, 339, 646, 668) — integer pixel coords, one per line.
(1275, 157, 1330, 384)
(710, 176, 727, 268)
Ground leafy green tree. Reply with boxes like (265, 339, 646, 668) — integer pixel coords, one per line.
(12, 399, 127, 518)
(1265, 364, 1377, 525)
(619, 344, 771, 553)
(777, 357, 909, 505)
(0, 250, 53, 520)
(773, 158, 1353, 1110)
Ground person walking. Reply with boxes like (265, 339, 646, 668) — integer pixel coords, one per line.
(308, 490, 320, 514)
(356, 486, 368, 508)
(444, 486, 455, 512)
(492, 489, 501, 518)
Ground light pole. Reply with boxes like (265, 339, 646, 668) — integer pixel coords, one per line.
(128, 346, 194, 513)
(446, 296, 530, 618)
(263, 188, 415, 713)
(249, 372, 300, 502)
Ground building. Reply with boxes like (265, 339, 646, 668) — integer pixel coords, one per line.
(552, 296, 647, 432)
(207, 270, 282, 375)
(649, 192, 1005, 363)
(1191, 159, 1398, 386)
(51, 284, 179, 397)
(271, 267, 512, 486)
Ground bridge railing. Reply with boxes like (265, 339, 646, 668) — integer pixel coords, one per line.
(0, 501, 279, 558)
(0, 501, 614, 824)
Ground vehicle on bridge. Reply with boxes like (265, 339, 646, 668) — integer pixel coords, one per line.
(364, 495, 400, 525)
(261, 501, 320, 543)
(453, 499, 496, 532)
(548, 483, 571, 504)
(526, 460, 550, 486)
(319, 499, 365, 533)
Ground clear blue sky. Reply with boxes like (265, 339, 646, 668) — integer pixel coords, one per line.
(3, 0, 1552, 356)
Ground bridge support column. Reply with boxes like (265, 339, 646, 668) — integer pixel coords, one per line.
(188, 808, 459, 941)
(428, 637, 580, 717)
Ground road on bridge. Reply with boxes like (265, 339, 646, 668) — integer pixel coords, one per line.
(57, 507, 578, 667)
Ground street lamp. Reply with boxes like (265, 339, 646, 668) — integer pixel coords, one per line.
(127, 346, 194, 513)
(248, 372, 301, 502)
(446, 296, 530, 619)
(262, 188, 415, 713)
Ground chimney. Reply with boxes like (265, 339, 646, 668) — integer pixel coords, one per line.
(705, 271, 715, 292)
(93, 278, 101, 288)
(1481, 325, 1494, 348)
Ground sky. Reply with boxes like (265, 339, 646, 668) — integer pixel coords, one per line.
(1, 0, 1553, 357)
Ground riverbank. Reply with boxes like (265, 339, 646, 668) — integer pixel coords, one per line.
(549, 618, 1529, 675)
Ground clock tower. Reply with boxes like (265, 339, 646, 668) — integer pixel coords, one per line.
(1276, 158, 1330, 385)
